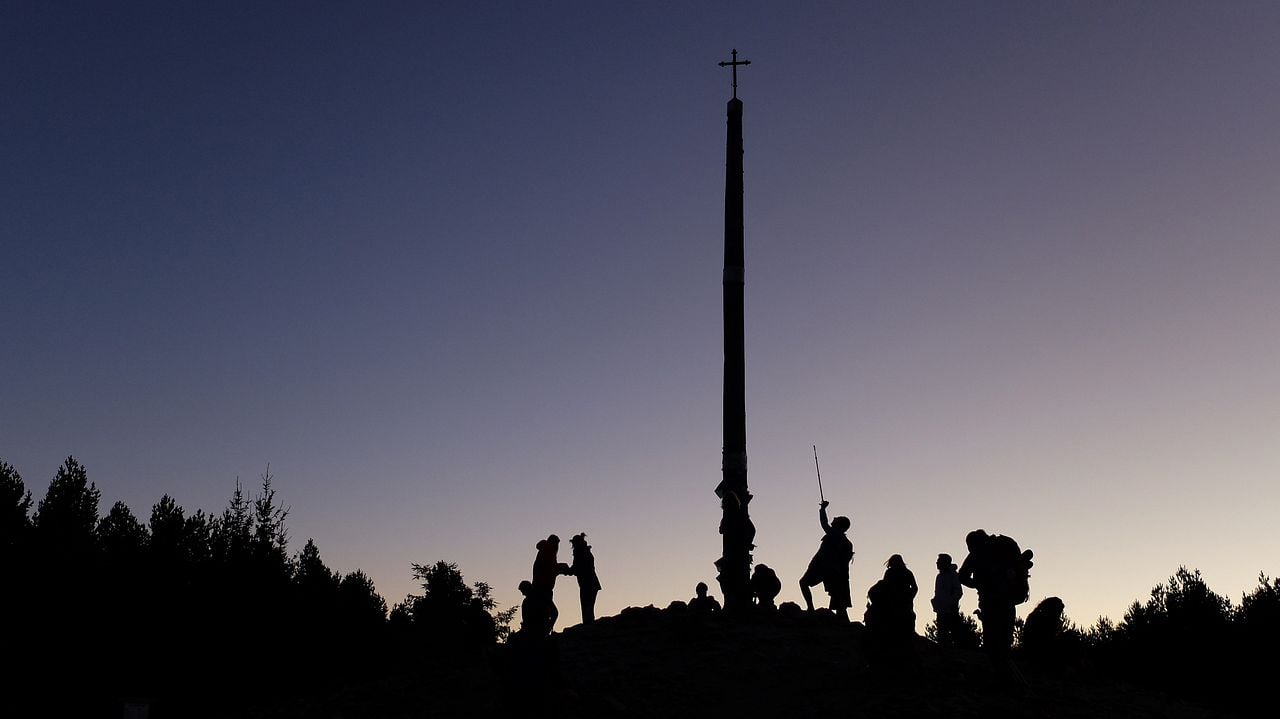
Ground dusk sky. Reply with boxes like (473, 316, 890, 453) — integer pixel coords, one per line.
(4, 1, 1279, 630)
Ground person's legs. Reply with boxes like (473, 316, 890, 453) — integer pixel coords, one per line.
(936, 610, 957, 646)
(980, 599, 1015, 671)
(798, 571, 820, 611)
(828, 576, 852, 621)
(581, 587, 597, 624)
(799, 582, 814, 611)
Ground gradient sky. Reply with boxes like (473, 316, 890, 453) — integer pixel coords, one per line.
(4, 1, 1279, 630)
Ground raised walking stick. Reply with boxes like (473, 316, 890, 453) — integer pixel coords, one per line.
(813, 445, 825, 504)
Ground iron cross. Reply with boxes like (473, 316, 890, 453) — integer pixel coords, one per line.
(718, 49, 751, 98)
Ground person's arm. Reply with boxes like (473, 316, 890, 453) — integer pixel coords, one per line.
(958, 556, 977, 589)
(819, 501, 832, 533)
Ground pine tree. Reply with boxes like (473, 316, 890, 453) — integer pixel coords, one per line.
(149, 494, 187, 564)
(251, 467, 291, 578)
(97, 501, 149, 558)
(0, 460, 32, 554)
(295, 538, 339, 595)
(407, 561, 511, 645)
(338, 569, 388, 624)
(33, 456, 100, 560)
(215, 478, 253, 565)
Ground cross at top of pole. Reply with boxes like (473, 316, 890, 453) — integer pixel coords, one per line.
(718, 48, 751, 99)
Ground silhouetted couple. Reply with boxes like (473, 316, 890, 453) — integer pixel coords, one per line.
(959, 529, 1033, 671)
(520, 533, 601, 635)
(518, 535, 569, 636)
(799, 500, 853, 620)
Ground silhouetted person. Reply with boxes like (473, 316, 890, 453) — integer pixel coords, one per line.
(517, 580, 549, 636)
(504, 582, 560, 712)
(865, 554, 918, 637)
(689, 582, 722, 615)
(569, 533, 601, 625)
(931, 553, 963, 647)
(959, 529, 1033, 672)
(1021, 596, 1069, 669)
(798, 500, 853, 620)
(751, 563, 782, 610)
(531, 534, 572, 633)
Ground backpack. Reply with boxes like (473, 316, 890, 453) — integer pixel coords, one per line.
(988, 534, 1033, 605)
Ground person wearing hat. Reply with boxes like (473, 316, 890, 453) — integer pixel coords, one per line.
(569, 533, 601, 625)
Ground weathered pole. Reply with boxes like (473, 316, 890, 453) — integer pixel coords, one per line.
(715, 49, 755, 612)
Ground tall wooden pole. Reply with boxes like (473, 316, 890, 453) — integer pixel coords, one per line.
(715, 50, 754, 612)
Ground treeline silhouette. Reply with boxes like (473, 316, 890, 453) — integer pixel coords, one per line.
(0, 457, 512, 717)
(1047, 567, 1275, 710)
(919, 565, 1276, 710)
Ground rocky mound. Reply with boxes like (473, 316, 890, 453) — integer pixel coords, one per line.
(537, 604, 1230, 719)
(234, 604, 1235, 718)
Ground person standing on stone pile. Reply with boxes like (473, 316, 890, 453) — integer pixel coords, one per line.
(569, 533, 601, 625)
(798, 500, 854, 620)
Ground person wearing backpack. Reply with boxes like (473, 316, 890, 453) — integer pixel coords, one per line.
(750, 563, 782, 610)
(959, 529, 1033, 671)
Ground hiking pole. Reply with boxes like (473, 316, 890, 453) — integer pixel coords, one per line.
(813, 445, 825, 504)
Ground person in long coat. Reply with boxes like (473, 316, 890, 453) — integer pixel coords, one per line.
(569, 533, 601, 625)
